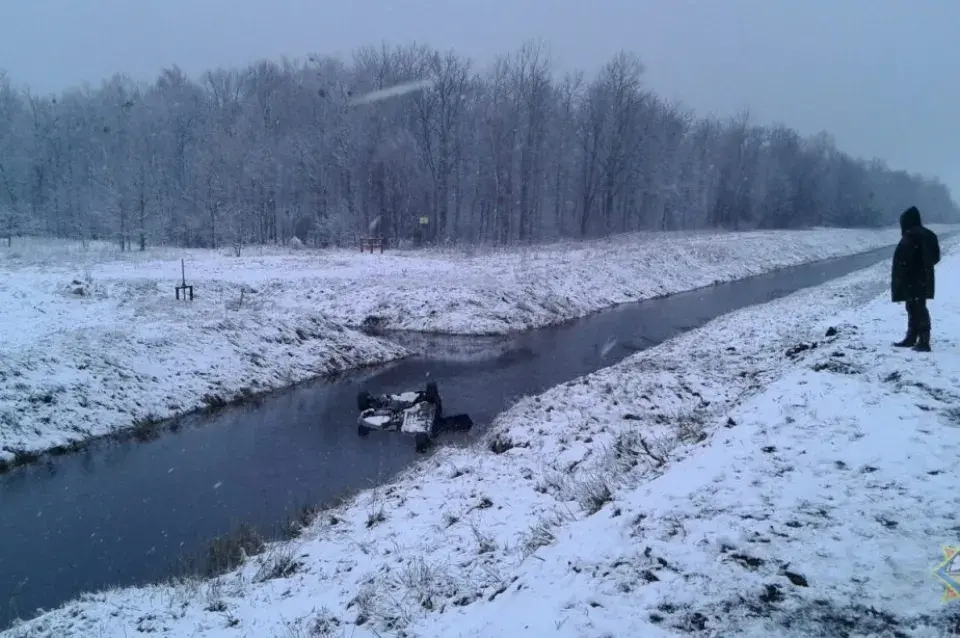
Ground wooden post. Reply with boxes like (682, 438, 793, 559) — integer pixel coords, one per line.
(175, 258, 194, 301)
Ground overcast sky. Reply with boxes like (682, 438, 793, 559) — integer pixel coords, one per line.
(2, 0, 958, 193)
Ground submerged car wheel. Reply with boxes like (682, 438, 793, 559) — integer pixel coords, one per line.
(358, 424, 371, 437)
(425, 381, 442, 418)
(414, 432, 431, 453)
(357, 390, 373, 411)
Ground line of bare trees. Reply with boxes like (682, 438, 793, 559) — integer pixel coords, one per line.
(0, 41, 957, 250)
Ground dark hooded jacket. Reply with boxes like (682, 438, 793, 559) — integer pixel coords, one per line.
(891, 206, 940, 302)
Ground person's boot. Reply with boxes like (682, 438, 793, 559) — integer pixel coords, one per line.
(894, 330, 917, 347)
(912, 331, 931, 352)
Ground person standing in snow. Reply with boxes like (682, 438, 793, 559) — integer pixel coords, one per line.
(891, 206, 940, 352)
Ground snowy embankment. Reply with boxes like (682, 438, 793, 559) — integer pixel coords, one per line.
(0, 226, 921, 465)
(9, 235, 960, 638)
(0, 259, 408, 469)
(289, 227, 924, 334)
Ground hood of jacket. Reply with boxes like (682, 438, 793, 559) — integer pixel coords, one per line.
(900, 206, 922, 234)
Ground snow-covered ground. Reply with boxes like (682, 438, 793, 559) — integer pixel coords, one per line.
(0, 257, 408, 468)
(8, 235, 960, 638)
(0, 227, 935, 464)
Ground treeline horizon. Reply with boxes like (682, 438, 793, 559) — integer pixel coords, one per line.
(0, 40, 957, 250)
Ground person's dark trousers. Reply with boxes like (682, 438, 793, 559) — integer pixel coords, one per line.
(895, 298, 932, 351)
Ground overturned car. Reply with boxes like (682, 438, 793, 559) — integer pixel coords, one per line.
(357, 381, 473, 452)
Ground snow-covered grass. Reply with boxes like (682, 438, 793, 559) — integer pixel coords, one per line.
(0, 266, 408, 468)
(1, 227, 942, 339)
(0, 226, 940, 465)
(8, 235, 960, 638)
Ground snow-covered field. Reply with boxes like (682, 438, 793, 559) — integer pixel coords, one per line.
(0, 226, 934, 464)
(8, 235, 960, 638)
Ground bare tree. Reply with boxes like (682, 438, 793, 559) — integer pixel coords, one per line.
(0, 72, 28, 245)
(0, 43, 954, 250)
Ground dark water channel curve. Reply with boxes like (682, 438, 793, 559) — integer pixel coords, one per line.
(0, 244, 906, 629)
